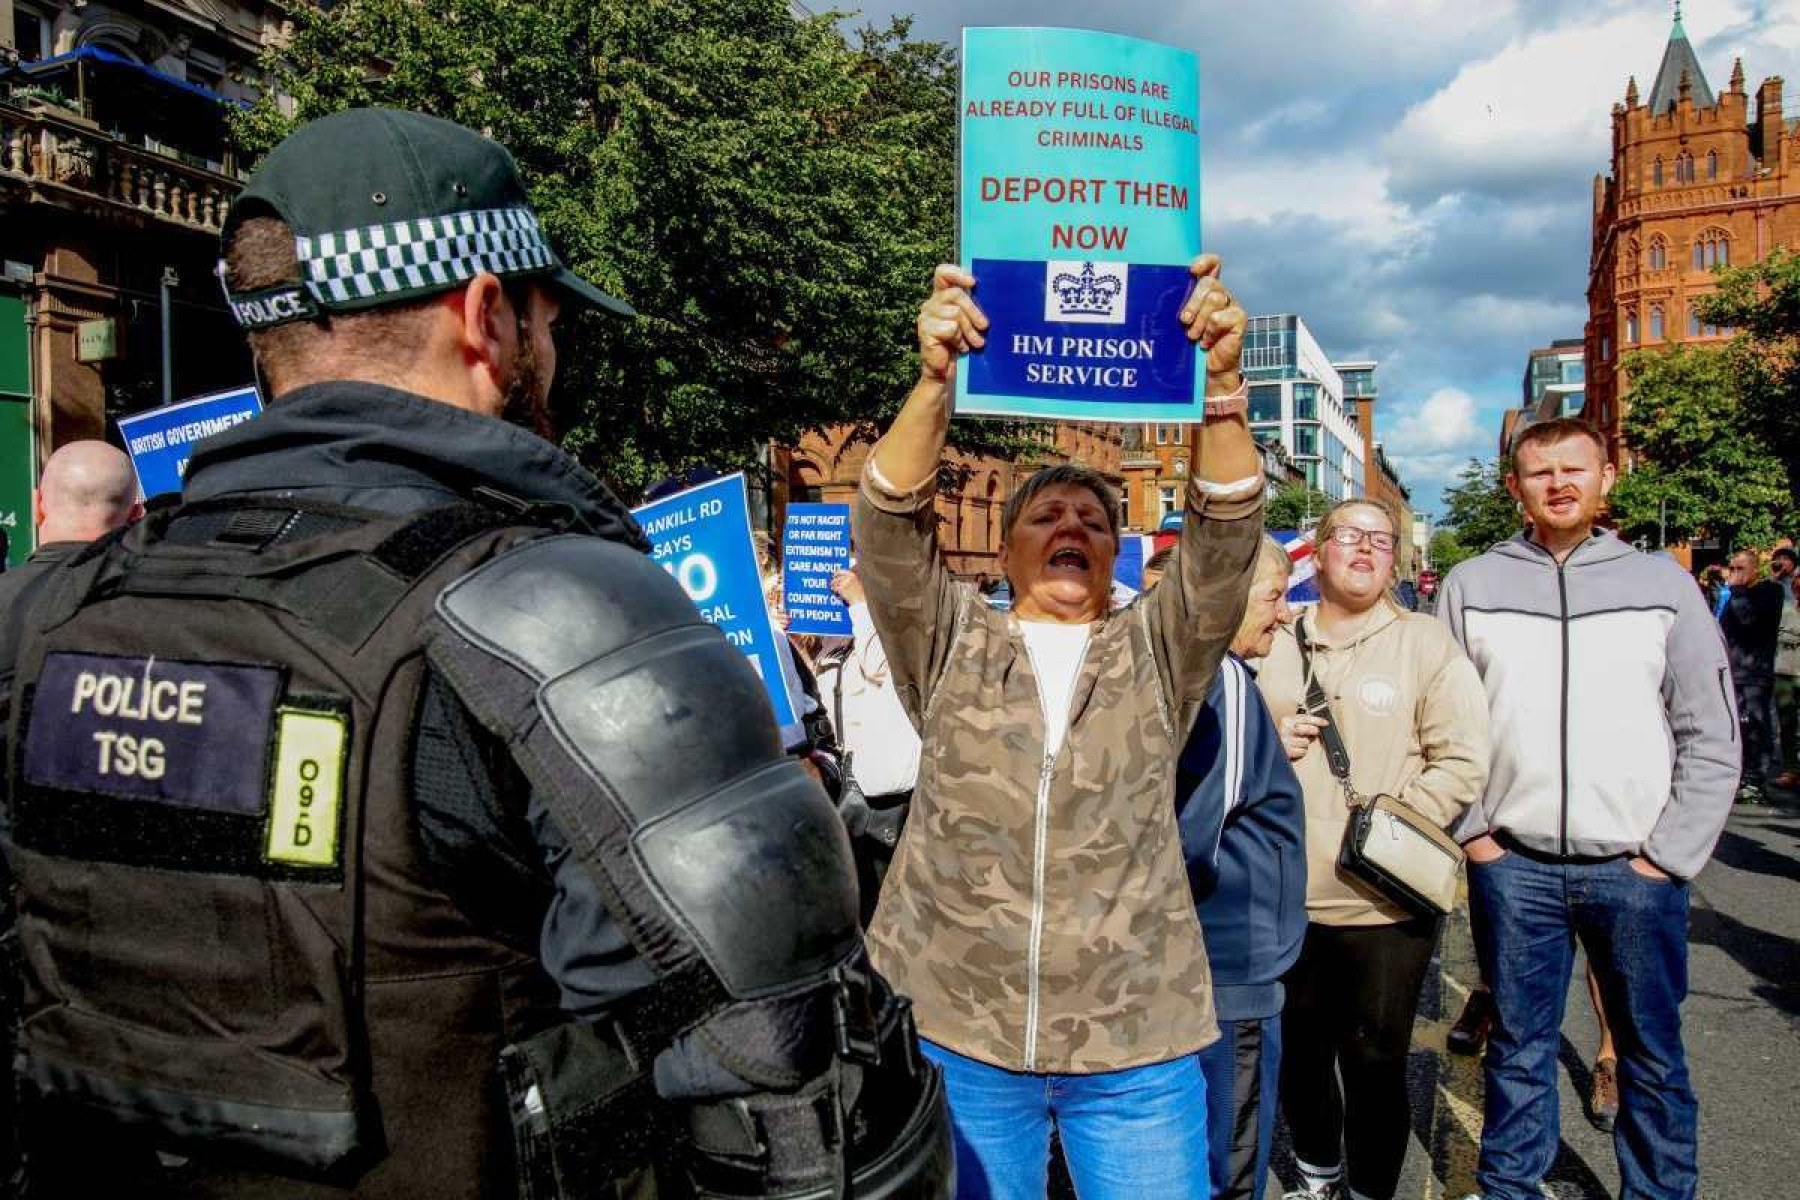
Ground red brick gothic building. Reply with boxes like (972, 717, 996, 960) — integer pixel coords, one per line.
(1584, 8, 1799, 464)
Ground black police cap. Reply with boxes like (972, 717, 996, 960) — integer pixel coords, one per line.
(219, 107, 632, 330)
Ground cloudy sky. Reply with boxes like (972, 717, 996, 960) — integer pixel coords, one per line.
(840, 0, 1800, 518)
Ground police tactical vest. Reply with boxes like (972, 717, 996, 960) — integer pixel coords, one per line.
(3, 496, 563, 1195)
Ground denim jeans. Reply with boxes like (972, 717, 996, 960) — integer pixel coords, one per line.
(1468, 849, 1697, 1200)
(1197, 1015, 1281, 1200)
(919, 1039, 1210, 1200)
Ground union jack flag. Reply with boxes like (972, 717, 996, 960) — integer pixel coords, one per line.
(1271, 529, 1319, 604)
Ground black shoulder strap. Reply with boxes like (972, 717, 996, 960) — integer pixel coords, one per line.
(820, 648, 855, 782)
(94, 498, 558, 651)
(1296, 613, 1359, 805)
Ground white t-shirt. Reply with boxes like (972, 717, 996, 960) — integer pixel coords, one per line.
(1019, 621, 1093, 762)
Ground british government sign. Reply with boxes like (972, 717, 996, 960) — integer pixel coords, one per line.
(957, 27, 1202, 423)
(118, 385, 262, 500)
(782, 503, 852, 637)
(631, 473, 799, 729)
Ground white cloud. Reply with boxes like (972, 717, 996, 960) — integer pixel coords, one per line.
(1441, 294, 1590, 342)
(1385, 451, 1487, 490)
(1240, 98, 1331, 145)
(1383, 0, 1789, 205)
(1388, 387, 1485, 454)
(1206, 155, 1417, 248)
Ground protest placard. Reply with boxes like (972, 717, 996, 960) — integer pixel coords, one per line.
(632, 473, 799, 729)
(118, 385, 262, 500)
(957, 27, 1202, 423)
(781, 503, 852, 636)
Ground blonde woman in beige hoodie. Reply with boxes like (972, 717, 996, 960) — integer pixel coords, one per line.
(1256, 498, 1490, 1200)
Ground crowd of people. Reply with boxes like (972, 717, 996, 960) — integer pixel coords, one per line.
(0, 106, 1777, 1200)
(757, 266, 1762, 1200)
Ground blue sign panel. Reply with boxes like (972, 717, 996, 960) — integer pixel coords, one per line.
(956, 28, 1202, 422)
(781, 503, 852, 637)
(118, 385, 261, 499)
(632, 474, 798, 729)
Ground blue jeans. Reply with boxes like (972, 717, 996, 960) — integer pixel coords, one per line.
(920, 1039, 1210, 1200)
(1468, 849, 1697, 1200)
(1197, 1015, 1281, 1200)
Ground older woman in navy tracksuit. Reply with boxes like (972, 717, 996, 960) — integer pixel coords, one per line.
(1158, 538, 1308, 1200)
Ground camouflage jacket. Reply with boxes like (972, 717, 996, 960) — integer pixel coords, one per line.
(852, 462, 1264, 1073)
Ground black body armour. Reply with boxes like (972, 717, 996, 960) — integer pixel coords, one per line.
(2, 496, 950, 1198)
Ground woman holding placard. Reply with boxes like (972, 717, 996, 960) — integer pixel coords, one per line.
(851, 256, 1262, 1199)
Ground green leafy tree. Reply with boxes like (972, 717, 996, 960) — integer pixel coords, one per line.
(1698, 248, 1800, 512)
(1440, 457, 1519, 555)
(1608, 345, 1790, 548)
(236, 0, 965, 498)
(1265, 481, 1332, 530)
(1428, 528, 1473, 574)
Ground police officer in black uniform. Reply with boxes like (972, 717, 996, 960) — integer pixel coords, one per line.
(0, 108, 948, 1198)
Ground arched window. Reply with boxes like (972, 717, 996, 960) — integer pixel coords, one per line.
(1625, 308, 1639, 343)
(1695, 228, 1731, 269)
(1652, 157, 1664, 188)
(1707, 150, 1718, 180)
(1649, 305, 1665, 340)
(1648, 236, 1668, 270)
(1628, 238, 1641, 270)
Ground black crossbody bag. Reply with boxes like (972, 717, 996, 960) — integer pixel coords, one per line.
(1297, 614, 1464, 918)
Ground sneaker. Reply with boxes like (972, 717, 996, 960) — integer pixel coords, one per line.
(1588, 1056, 1619, 1132)
(1447, 988, 1497, 1056)
(1282, 1187, 1344, 1200)
(1737, 783, 1766, 805)
(1773, 771, 1800, 790)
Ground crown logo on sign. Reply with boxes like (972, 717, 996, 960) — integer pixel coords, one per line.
(1051, 262, 1124, 316)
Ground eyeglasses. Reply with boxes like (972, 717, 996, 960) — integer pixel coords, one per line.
(1327, 525, 1398, 552)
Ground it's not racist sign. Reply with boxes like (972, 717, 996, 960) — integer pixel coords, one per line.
(781, 503, 852, 636)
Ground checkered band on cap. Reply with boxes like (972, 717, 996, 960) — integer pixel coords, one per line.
(296, 205, 556, 307)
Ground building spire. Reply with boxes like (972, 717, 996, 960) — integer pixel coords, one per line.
(1648, 3, 1714, 113)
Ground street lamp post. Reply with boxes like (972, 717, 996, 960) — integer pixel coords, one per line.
(159, 266, 180, 406)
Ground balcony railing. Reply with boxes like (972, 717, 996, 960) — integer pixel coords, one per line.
(0, 100, 241, 233)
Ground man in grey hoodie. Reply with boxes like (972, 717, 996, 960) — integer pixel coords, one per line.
(1438, 418, 1738, 1200)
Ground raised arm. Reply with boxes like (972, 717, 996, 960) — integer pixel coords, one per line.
(1145, 256, 1266, 709)
(852, 266, 988, 725)
(869, 264, 987, 492)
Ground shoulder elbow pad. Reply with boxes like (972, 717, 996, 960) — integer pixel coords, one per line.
(434, 535, 859, 1001)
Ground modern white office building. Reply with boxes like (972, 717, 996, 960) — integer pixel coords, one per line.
(1242, 314, 1367, 502)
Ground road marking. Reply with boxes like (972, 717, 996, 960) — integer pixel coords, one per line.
(1422, 891, 1484, 1200)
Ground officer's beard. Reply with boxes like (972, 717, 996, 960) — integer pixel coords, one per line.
(502, 327, 554, 440)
